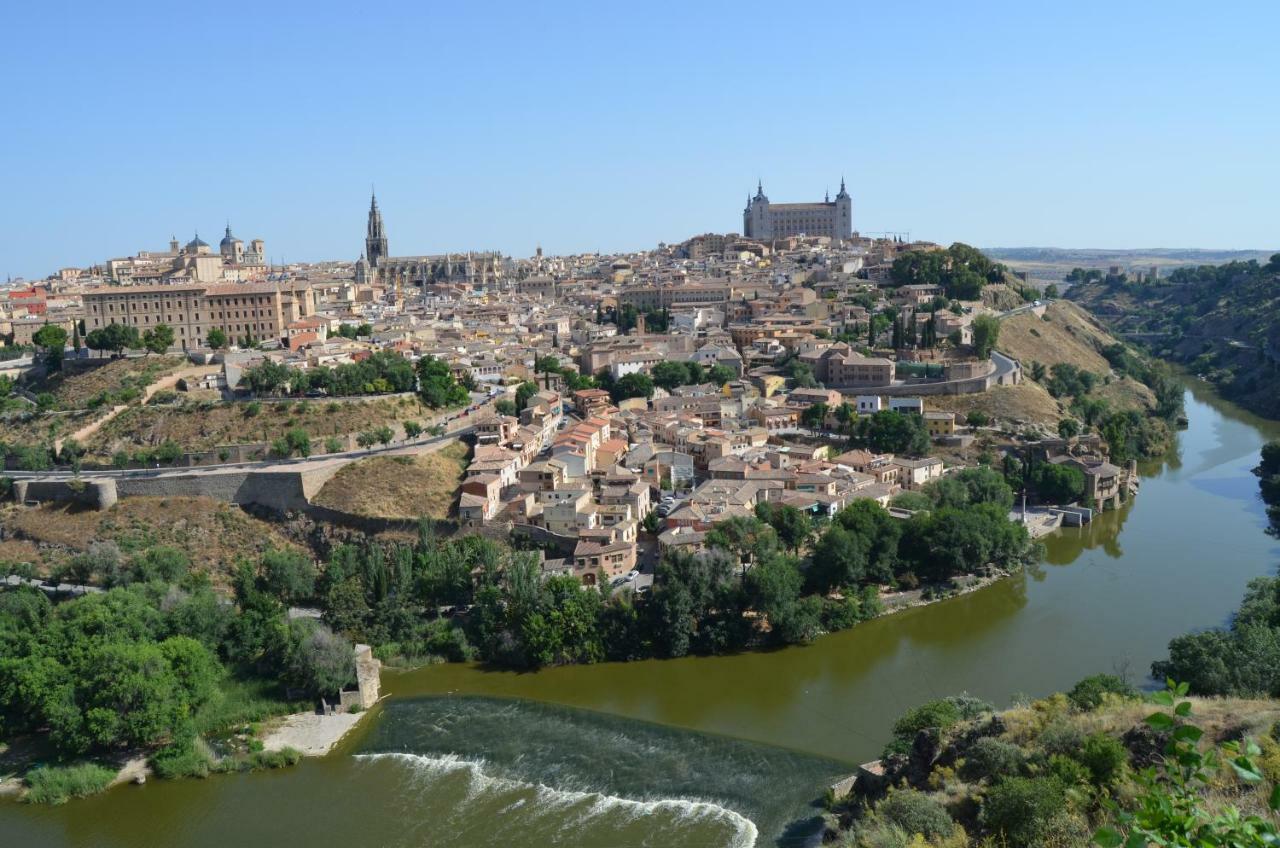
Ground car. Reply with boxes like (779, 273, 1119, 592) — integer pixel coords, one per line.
(626, 569, 640, 580)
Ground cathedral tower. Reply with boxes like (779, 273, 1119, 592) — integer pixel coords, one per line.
(365, 191, 388, 266)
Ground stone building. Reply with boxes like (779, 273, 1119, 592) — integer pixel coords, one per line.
(743, 179, 852, 241)
(79, 279, 318, 350)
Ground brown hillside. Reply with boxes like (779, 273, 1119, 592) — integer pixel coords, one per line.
(1000, 301, 1116, 374)
(85, 395, 429, 456)
(312, 440, 470, 520)
(0, 496, 306, 584)
(929, 382, 1064, 429)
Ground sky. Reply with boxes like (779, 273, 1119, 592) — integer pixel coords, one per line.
(1, 0, 1277, 280)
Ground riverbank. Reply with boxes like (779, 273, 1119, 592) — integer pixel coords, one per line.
(262, 710, 369, 757)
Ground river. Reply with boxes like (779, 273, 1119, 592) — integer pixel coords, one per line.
(2, 381, 1277, 848)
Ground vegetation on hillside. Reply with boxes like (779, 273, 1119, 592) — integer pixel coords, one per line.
(828, 678, 1280, 847)
(1068, 255, 1280, 419)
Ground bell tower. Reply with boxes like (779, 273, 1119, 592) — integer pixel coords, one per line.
(365, 190, 388, 266)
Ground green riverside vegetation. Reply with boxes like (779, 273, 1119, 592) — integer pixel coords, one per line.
(828, 678, 1280, 847)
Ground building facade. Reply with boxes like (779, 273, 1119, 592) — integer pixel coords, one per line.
(742, 179, 852, 241)
(80, 280, 317, 349)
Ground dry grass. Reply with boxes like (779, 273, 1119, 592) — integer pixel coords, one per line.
(312, 441, 470, 520)
(86, 395, 429, 456)
(1095, 377, 1157, 414)
(0, 496, 306, 585)
(38, 356, 185, 409)
(1000, 301, 1116, 374)
(0, 357, 186, 447)
(929, 382, 1064, 428)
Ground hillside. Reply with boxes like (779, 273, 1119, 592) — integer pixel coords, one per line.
(826, 680, 1280, 847)
(84, 394, 428, 458)
(0, 496, 306, 586)
(311, 440, 470, 520)
(1068, 256, 1280, 419)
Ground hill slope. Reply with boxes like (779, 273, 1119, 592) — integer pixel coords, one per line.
(1069, 257, 1280, 419)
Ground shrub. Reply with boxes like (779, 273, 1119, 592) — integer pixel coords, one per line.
(1066, 673, 1137, 711)
(151, 737, 213, 779)
(1075, 732, 1127, 786)
(961, 736, 1025, 782)
(324, 437, 342, 453)
(24, 763, 116, 804)
(247, 747, 301, 770)
(403, 421, 423, 439)
(244, 401, 262, 417)
(1047, 753, 1091, 787)
(875, 789, 954, 840)
(980, 775, 1067, 845)
(1037, 720, 1086, 757)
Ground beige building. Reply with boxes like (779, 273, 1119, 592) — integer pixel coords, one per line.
(80, 280, 317, 350)
(743, 180, 852, 241)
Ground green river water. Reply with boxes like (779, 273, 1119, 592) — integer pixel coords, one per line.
(2, 381, 1277, 848)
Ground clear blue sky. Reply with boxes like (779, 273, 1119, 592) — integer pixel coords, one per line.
(2, 0, 1277, 280)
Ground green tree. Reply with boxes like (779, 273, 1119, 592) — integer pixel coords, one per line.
(1031, 461, 1085, 503)
(610, 372, 654, 402)
(205, 327, 227, 350)
(851, 410, 930, 455)
(515, 381, 539, 410)
(800, 402, 829, 430)
(287, 620, 355, 697)
(142, 323, 175, 355)
(417, 356, 470, 409)
(754, 502, 812, 554)
(971, 313, 1001, 360)
(261, 548, 317, 605)
(32, 324, 68, 371)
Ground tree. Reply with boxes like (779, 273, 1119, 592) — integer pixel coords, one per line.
(241, 359, 292, 395)
(287, 620, 355, 698)
(1031, 461, 1085, 504)
(32, 324, 68, 372)
(800, 402, 829, 430)
(285, 427, 311, 457)
(971, 314, 1001, 360)
(205, 328, 227, 350)
(494, 398, 517, 416)
(707, 364, 736, 386)
(142, 323, 174, 355)
(1057, 417, 1080, 438)
(851, 410, 930, 456)
(403, 420, 423, 439)
(755, 502, 812, 554)
(86, 322, 141, 357)
(808, 525, 869, 592)
(610, 372, 654, 403)
(515, 381, 539, 410)
(417, 356, 470, 409)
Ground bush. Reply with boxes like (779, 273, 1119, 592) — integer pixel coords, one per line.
(151, 737, 213, 779)
(1075, 732, 1127, 786)
(1066, 673, 1138, 711)
(247, 747, 301, 770)
(961, 736, 1025, 782)
(875, 789, 955, 840)
(244, 401, 262, 417)
(980, 775, 1067, 845)
(24, 763, 116, 804)
(1036, 720, 1086, 757)
(1047, 753, 1091, 787)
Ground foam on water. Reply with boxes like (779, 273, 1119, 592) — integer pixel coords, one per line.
(357, 751, 760, 848)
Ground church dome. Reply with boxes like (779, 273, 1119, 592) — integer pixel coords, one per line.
(219, 224, 239, 249)
(186, 233, 209, 250)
